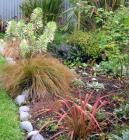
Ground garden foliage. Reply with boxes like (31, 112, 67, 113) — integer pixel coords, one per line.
(1, 8, 74, 100)
(6, 8, 57, 58)
(20, 0, 63, 23)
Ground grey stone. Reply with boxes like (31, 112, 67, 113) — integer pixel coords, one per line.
(27, 131, 39, 139)
(31, 134, 45, 140)
(20, 111, 31, 121)
(19, 106, 30, 113)
(22, 90, 29, 98)
(15, 95, 26, 106)
(20, 121, 33, 132)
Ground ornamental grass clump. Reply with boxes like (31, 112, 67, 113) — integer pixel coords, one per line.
(0, 55, 75, 100)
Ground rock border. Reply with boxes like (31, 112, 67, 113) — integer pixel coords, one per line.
(15, 90, 45, 140)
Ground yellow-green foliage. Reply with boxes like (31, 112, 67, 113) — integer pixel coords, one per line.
(0, 55, 75, 100)
(68, 31, 100, 58)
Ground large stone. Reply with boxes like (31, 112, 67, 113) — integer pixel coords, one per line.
(20, 111, 31, 121)
(27, 131, 39, 139)
(15, 95, 26, 106)
(19, 106, 30, 113)
(31, 134, 45, 140)
(20, 121, 33, 132)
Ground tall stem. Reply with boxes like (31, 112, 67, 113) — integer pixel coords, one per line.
(77, 10, 81, 31)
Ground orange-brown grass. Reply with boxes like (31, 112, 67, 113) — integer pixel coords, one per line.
(0, 55, 75, 101)
(2, 40, 20, 59)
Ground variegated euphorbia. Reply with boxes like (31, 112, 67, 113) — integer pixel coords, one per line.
(5, 8, 57, 58)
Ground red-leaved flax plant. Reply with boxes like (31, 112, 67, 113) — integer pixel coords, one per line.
(52, 94, 108, 140)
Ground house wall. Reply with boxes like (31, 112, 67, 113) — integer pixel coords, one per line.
(0, 0, 22, 21)
(0, 0, 70, 22)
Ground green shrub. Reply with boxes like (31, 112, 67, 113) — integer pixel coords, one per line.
(93, 7, 129, 77)
(102, 7, 129, 51)
(67, 31, 101, 59)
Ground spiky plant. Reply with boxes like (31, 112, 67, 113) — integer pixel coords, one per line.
(5, 8, 57, 59)
(53, 94, 108, 139)
(0, 55, 75, 100)
(20, 0, 63, 22)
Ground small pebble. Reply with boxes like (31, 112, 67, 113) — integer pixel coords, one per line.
(92, 78, 97, 81)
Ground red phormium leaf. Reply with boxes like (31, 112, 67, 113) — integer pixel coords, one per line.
(53, 93, 110, 139)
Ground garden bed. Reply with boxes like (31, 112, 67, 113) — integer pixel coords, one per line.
(29, 67, 129, 139)
(1, 1, 129, 139)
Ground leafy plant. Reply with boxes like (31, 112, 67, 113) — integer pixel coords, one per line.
(72, 78, 85, 88)
(95, 8, 114, 27)
(98, 52, 129, 77)
(96, 110, 106, 122)
(87, 80, 105, 91)
(45, 121, 58, 132)
(101, 7, 129, 51)
(114, 103, 129, 118)
(0, 55, 75, 100)
(109, 129, 129, 140)
(54, 94, 108, 139)
(20, 0, 63, 23)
